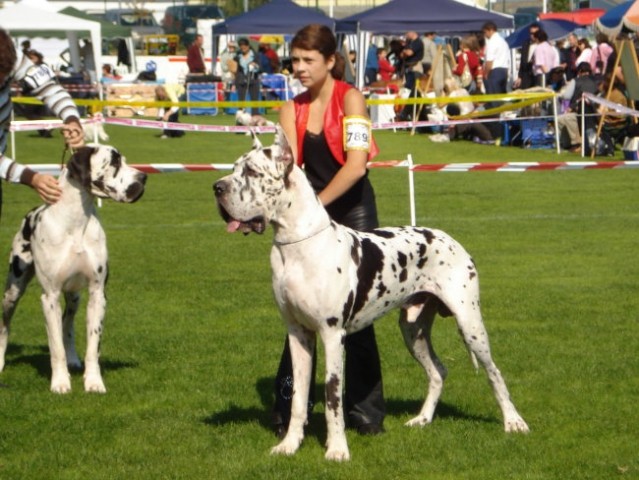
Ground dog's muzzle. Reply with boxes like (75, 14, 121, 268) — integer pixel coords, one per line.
(125, 173, 147, 203)
(213, 180, 266, 235)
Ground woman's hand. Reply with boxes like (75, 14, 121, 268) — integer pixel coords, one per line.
(31, 173, 62, 204)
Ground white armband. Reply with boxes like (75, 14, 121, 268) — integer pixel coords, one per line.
(343, 115, 371, 152)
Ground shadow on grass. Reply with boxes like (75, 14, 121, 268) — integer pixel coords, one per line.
(385, 397, 498, 426)
(4, 343, 138, 379)
(202, 376, 499, 435)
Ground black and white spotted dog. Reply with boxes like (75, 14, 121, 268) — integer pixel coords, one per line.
(214, 127, 529, 461)
(0, 145, 146, 394)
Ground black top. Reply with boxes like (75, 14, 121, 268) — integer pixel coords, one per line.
(302, 130, 376, 227)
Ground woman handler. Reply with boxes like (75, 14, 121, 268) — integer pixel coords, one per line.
(273, 24, 385, 437)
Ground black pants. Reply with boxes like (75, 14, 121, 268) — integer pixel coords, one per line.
(273, 202, 386, 429)
(163, 111, 184, 138)
(235, 78, 261, 115)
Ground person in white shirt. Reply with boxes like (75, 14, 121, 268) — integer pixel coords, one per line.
(481, 21, 511, 108)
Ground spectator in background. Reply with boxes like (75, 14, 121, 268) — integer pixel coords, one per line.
(101, 63, 121, 81)
(590, 33, 614, 80)
(155, 84, 185, 139)
(421, 32, 437, 74)
(513, 22, 540, 90)
(576, 38, 592, 67)
(377, 48, 395, 82)
(560, 33, 579, 80)
(387, 38, 405, 73)
(398, 30, 424, 120)
(219, 40, 237, 87)
(443, 77, 495, 145)
(187, 34, 206, 74)
(452, 34, 482, 94)
(532, 29, 558, 87)
(364, 41, 378, 85)
(21, 39, 30, 57)
(234, 38, 261, 115)
(481, 21, 510, 109)
(557, 62, 598, 152)
(258, 43, 280, 74)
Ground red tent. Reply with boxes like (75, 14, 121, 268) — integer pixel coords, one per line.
(539, 8, 605, 26)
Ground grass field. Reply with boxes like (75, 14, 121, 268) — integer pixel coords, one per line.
(0, 113, 637, 479)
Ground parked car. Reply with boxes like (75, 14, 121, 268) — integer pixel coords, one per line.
(163, 5, 224, 46)
(105, 9, 164, 46)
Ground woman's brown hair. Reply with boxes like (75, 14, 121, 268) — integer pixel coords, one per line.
(0, 29, 17, 81)
(291, 24, 345, 80)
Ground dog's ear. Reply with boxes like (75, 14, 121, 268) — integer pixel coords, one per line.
(67, 146, 96, 189)
(274, 124, 294, 166)
(250, 129, 263, 150)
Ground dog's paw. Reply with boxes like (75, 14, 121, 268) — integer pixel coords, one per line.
(404, 415, 432, 427)
(325, 437, 350, 462)
(325, 447, 350, 462)
(50, 376, 72, 394)
(270, 435, 302, 456)
(84, 373, 106, 393)
(505, 416, 529, 433)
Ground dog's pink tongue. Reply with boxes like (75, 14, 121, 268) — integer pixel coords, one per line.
(227, 220, 241, 233)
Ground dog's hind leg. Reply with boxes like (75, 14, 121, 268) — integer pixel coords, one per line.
(271, 323, 315, 457)
(0, 243, 36, 372)
(452, 304, 529, 433)
(83, 285, 106, 393)
(62, 292, 82, 370)
(399, 299, 448, 427)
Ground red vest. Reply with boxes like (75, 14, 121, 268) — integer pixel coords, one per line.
(294, 80, 379, 167)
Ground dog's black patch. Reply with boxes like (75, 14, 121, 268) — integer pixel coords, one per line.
(342, 291, 354, 324)
(370, 229, 395, 239)
(326, 374, 341, 414)
(349, 238, 384, 321)
(327, 316, 338, 327)
(109, 149, 122, 176)
(422, 229, 435, 244)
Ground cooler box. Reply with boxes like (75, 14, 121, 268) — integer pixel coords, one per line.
(521, 118, 555, 149)
(186, 82, 221, 115)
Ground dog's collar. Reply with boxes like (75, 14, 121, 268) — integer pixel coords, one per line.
(273, 222, 332, 247)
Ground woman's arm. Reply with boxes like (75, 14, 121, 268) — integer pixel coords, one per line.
(318, 88, 369, 207)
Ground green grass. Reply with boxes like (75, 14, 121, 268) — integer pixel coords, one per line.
(0, 114, 637, 479)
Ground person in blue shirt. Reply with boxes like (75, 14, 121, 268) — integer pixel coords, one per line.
(364, 42, 379, 85)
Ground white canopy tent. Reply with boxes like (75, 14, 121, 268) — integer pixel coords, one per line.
(0, 2, 102, 79)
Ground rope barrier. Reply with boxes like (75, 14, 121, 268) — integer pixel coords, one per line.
(23, 160, 638, 175)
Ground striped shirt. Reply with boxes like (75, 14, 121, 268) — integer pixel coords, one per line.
(0, 54, 79, 183)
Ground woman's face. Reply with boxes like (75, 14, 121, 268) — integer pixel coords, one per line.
(291, 47, 334, 88)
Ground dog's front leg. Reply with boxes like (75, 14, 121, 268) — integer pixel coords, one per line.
(322, 328, 350, 462)
(41, 291, 71, 393)
(83, 285, 106, 393)
(271, 324, 314, 457)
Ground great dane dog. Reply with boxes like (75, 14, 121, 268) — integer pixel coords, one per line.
(214, 128, 529, 461)
(0, 145, 146, 394)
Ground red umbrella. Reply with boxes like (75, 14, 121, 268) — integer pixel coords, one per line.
(539, 8, 605, 26)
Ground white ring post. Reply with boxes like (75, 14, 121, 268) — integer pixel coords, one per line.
(408, 154, 416, 226)
(581, 95, 585, 157)
(553, 94, 560, 154)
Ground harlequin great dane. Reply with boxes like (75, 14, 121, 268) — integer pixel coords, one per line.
(0, 145, 146, 394)
(214, 127, 529, 461)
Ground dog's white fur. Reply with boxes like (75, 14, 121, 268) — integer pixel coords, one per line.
(214, 128, 529, 461)
(0, 145, 146, 393)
